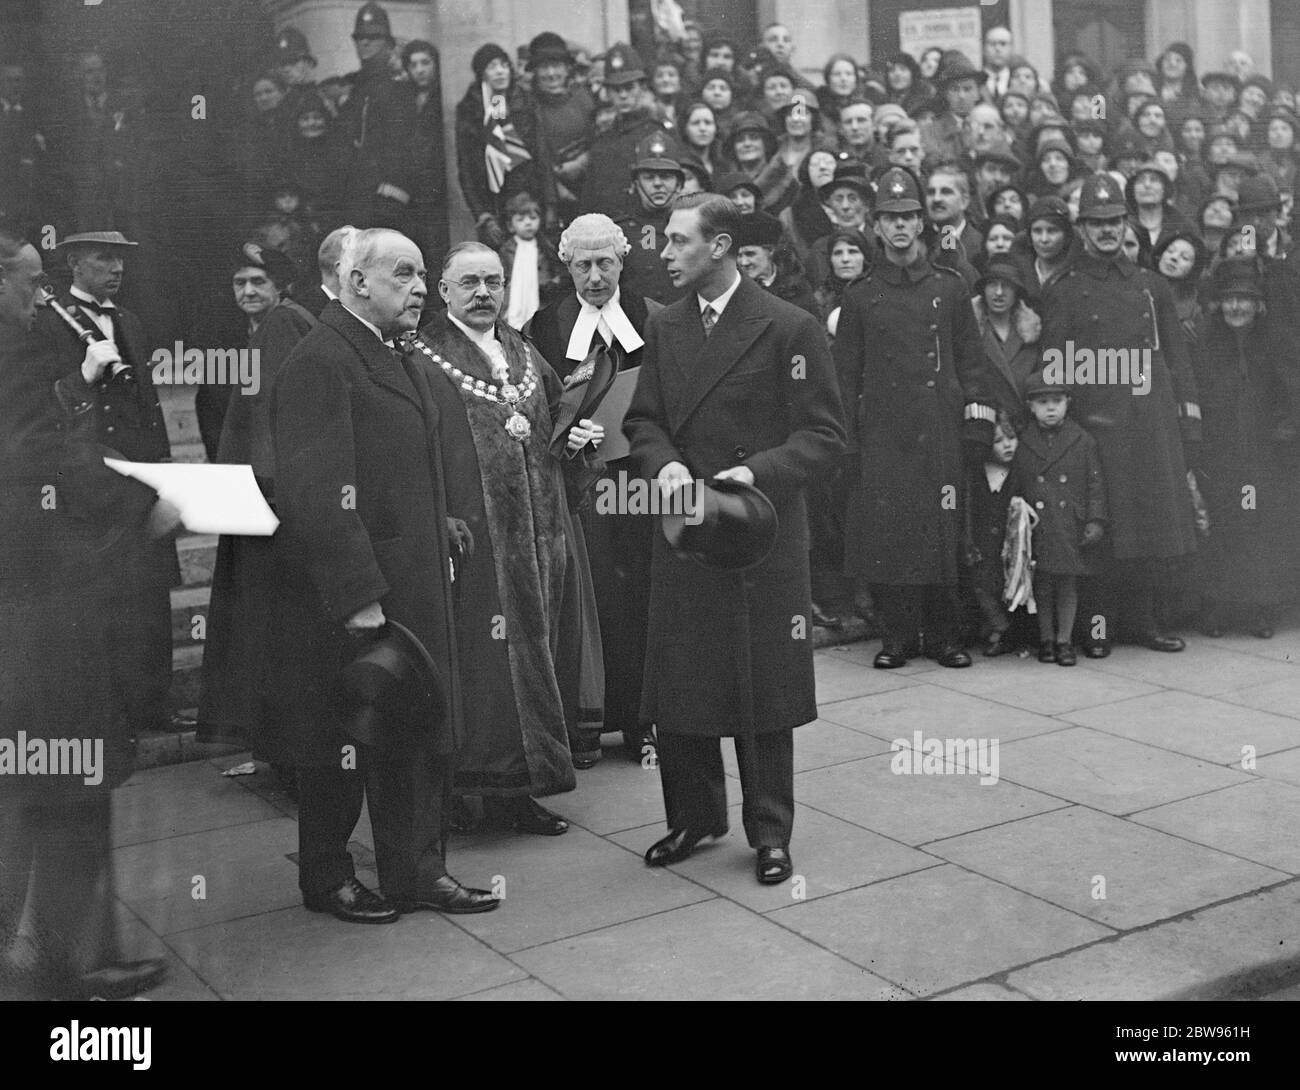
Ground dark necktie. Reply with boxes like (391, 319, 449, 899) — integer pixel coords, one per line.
(701, 305, 717, 338)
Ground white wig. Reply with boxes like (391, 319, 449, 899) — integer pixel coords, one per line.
(558, 213, 632, 262)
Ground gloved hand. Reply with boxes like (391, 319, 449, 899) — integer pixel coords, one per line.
(447, 516, 474, 558)
(81, 340, 122, 384)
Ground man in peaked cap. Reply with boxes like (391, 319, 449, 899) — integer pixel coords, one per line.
(1037, 173, 1202, 656)
(35, 229, 179, 737)
(615, 132, 687, 304)
(579, 43, 671, 220)
(336, 3, 415, 234)
(924, 54, 984, 161)
(834, 166, 998, 669)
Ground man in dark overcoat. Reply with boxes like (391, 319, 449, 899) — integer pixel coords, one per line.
(527, 213, 661, 758)
(1039, 173, 1202, 654)
(34, 231, 178, 735)
(270, 227, 498, 922)
(625, 193, 845, 885)
(1, 222, 175, 999)
(833, 167, 998, 669)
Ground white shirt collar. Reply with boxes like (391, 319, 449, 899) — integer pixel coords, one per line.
(321, 283, 338, 301)
(567, 286, 645, 359)
(447, 311, 499, 350)
(70, 285, 114, 309)
(340, 302, 393, 347)
(698, 270, 743, 318)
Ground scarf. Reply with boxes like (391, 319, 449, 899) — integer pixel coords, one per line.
(482, 83, 532, 195)
(506, 237, 540, 329)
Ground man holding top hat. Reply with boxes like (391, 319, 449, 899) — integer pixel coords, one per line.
(625, 192, 844, 885)
(270, 227, 498, 922)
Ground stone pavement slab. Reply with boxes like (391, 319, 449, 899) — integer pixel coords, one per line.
(995, 726, 1248, 814)
(814, 653, 922, 704)
(719, 718, 894, 782)
(455, 979, 565, 1001)
(1086, 641, 1298, 697)
(1216, 676, 1300, 718)
(438, 825, 712, 954)
(794, 752, 1067, 846)
(768, 864, 1110, 996)
(114, 904, 220, 1001)
(114, 817, 302, 936)
(546, 753, 669, 834)
(922, 654, 1161, 714)
(1186, 629, 1300, 664)
(166, 906, 526, 1000)
(114, 759, 286, 847)
(511, 898, 907, 1000)
(1061, 690, 1300, 766)
(1131, 779, 1300, 875)
(929, 806, 1287, 930)
(1006, 880, 1300, 1000)
(930, 983, 1031, 1000)
(1254, 746, 1300, 788)
(607, 801, 938, 912)
(818, 683, 1070, 744)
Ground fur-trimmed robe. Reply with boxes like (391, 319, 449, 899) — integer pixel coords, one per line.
(414, 313, 602, 797)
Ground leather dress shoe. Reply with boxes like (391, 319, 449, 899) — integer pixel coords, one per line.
(1054, 642, 1077, 666)
(512, 797, 569, 836)
(1083, 641, 1111, 659)
(756, 846, 793, 885)
(873, 647, 909, 669)
(644, 826, 727, 867)
(1038, 642, 1056, 663)
(811, 602, 842, 629)
(304, 877, 400, 924)
(625, 724, 657, 760)
(395, 874, 500, 914)
(76, 959, 168, 1000)
(570, 728, 602, 770)
(1144, 634, 1186, 652)
(937, 646, 972, 668)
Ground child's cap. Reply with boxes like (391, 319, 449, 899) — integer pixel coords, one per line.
(1025, 369, 1068, 398)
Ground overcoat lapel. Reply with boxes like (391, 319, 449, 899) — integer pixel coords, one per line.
(981, 322, 1023, 401)
(320, 300, 422, 411)
(669, 277, 771, 432)
(1020, 420, 1082, 470)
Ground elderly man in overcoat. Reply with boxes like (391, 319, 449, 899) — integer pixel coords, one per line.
(270, 227, 498, 922)
(1038, 174, 1202, 654)
(625, 193, 845, 885)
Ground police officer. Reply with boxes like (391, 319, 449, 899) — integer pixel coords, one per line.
(833, 166, 996, 668)
(615, 132, 688, 305)
(36, 230, 178, 731)
(579, 43, 673, 219)
(272, 27, 319, 121)
(336, 2, 415, 233)
(1038, 173, 1202, 655)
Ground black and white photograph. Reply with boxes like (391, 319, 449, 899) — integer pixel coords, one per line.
(2, 0, 1299, 1047)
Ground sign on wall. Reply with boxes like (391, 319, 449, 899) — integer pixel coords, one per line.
(899, 6, 982, 66)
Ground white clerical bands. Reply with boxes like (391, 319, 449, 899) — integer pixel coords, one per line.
(964, 403, 998, 423)
(566, 297, 645, 360)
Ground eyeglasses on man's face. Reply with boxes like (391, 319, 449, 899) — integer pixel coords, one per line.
(446, 275, 506, 292)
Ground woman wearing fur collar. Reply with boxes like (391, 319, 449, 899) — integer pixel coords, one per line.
(972, 260, 1041, 430)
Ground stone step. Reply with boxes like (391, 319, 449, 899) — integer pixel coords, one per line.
(176, 532, 217, 587)
(169, 643, 204, 709)
(170, 583, 210, 646)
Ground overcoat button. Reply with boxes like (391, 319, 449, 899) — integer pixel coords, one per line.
(106, 425, 115, 433)
(1059, 474, 1067, 483)
(925, 380, 935, 387)
(1036, 475, 1044, 483)
(928, 323, 937, 332)
(103, 403, 111, 411)
(1059, 500, 1066, 507)
(926, 351, 935, 359)
(734, 446, 747, 458)
(1035, 500, 1044, 509)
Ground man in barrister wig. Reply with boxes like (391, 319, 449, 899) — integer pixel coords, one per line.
(34, 230, 178, 734)
(624, 193, 845, 885)
(527, 213, 661, 759)
(414, 242, 606, 834)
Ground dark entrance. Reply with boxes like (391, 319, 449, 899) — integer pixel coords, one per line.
(629, 0, 759, 57)
(1052, 0, 1147, 76)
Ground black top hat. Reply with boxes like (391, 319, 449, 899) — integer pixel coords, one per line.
(339, 620, 448, 752)
(663, 478, 779, 572)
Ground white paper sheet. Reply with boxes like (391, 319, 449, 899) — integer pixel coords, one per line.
(104, 458, 279, 536)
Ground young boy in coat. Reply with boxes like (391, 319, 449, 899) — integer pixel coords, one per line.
(1012, 371, 1108, 665)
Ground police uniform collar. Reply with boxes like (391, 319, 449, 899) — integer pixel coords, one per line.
(1077, 249, 1135, 279)
(875, 252, 932, 284)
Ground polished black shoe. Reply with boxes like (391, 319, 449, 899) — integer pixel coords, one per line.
(811, 602, 842, 629)
(1038, 641, 1056, 663)
(76, 959, 168, 1000)
(756, 847, 793, 885)
(937, 646, 972, 668)
(511, 797, 569, 836)
(644, 826, 727, 867)
(1144, 634, 1186, 652)
(1054, 642, 1077, 666)
(1083, 640, 1111, 659)
(303, 877, 400, 924)
(1252, 612, 1275, 639)
(570, 728, 602, 770)
(624, 724, 657, 760)
(873, 647, 909, 669)
(395, 874, 500, 915)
